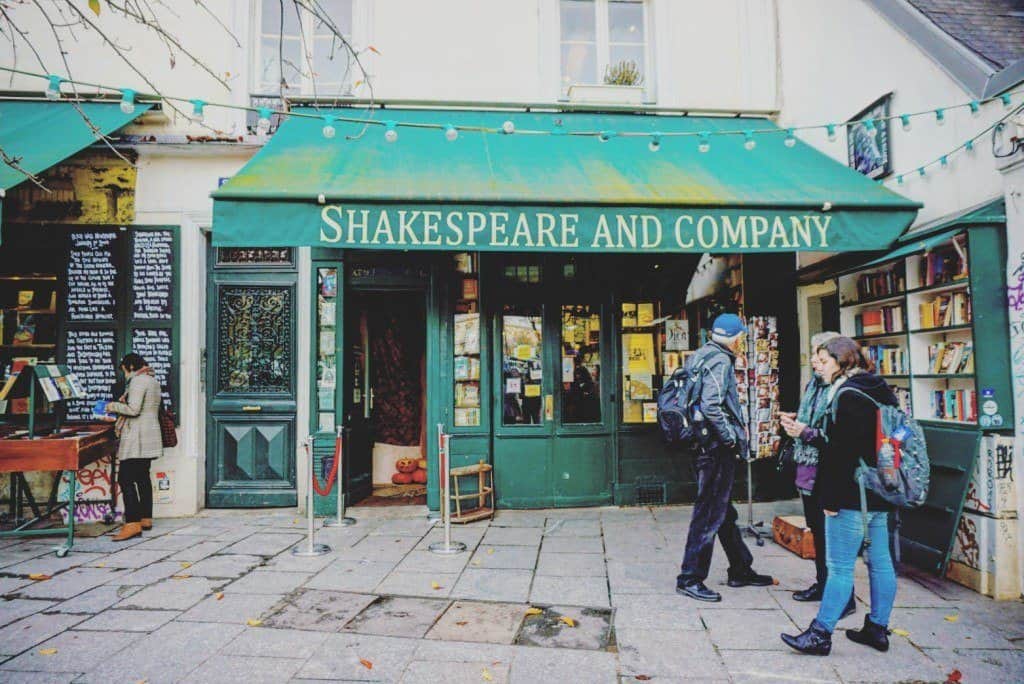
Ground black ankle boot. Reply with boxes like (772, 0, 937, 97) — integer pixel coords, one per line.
(840, 594, 856, 620)
(845, 615, 890, 652)
(781, 620, 832, 656)
(793, 583, 823, 602)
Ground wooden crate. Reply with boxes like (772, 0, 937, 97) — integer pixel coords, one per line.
(772, 515, 816, 559)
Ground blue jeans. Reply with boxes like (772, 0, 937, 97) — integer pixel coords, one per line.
(815, 509, 896, 632)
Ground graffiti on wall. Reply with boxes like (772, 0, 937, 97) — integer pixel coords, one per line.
(965, 437, 1017, 516)
(57, 455, 120, 523)
(953, 513, 981, 569)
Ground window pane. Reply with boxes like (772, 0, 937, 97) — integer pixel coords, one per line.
(313, 35, 352, 86)
(502, 306, 543, 425)
(314, 0, 353, 37)
(562, 43, 597, 89)
(260, 36, 302, 91)
(316, 268, 338, 432)
(621, 301, 660, 423)
(561, 305, 601, 424)
(560, 0, 596, 41)
(262, 0, 300, 35)
(453, 253, 480, 428)
(608, 44, 645, 84)
(609, 0, 644, 43)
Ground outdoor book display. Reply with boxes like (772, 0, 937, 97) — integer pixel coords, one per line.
(0, 363, 115, 556)
(836, 220, 1014, 575)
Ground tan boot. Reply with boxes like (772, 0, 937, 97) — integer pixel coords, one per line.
(112, 522, 142, 542)
(140, 518, 153, 530)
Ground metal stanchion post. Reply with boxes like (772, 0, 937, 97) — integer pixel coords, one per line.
(744, 458, 767, 546)
(292, 437, 331, 557)
(429, 424, 466, 555)
(324, 427, 356, 527)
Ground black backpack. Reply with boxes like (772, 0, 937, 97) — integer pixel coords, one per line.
(656, 353, 712, 447)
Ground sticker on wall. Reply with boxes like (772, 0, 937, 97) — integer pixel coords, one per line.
(153, 470, 174, 505)
(981, 388, 995, 399)
(982, 400, 999, 416)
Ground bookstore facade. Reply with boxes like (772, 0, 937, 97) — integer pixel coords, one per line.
(209, 108, 919, 512)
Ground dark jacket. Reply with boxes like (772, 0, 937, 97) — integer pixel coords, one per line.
(810, 372, 898, 512)
(692, 340, 747, 455)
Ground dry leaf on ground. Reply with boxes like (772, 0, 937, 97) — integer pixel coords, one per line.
(215, 592, 225, 600)
(525, 607, 543, 616)
(171, 574, 191, 580)
(482, 668, 493, 681)
(891, 628, 910, 637)
(944, 614, 959, 623)
(359, 659, 373, 670)
(455, 620, 469, 626)
(29, 573, 51, 581)
(179, 562, 192, 569)
(635, 676, 652, 681)
(38, 648, 58, 655)
(431, 581, 441, 590)
(559, 616, 576, 628)
(246, 619, 263, 627)
(946, 669, 963, 683)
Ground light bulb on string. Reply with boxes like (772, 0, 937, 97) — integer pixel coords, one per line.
(444, 124, 459, 142)
(321, 115, 336, 139)
(897, 175, 904, 185)
(598, 130, 614, 143)
(45, 75, 62, 100)
(119, 89, 136, 115)
(940, 155, 948, 168)
(743, 131, 756, 151)
(918, 167, 926, 177)
(648, 133, 662, 152)
(826, 124, 837, 142)
(935, 109, 945, 126)
(384, 121, 398, 143)
(189, 99, 206, 123)
(784, 129, 796, 147)
(501, 120, 515, 134)
(256, 108, 273, 135)
(969, 100, 980, 117)
(965, 139, 974, 152)
(864, 118, 877, 137)
(900, 115, 912, 132)
(698, 132, 711, 153)
(1001, 93, 1012, 108)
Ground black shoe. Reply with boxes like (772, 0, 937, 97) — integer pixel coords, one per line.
(726, 568, 774, 588)
(676, 581, 722, 602)
(793, 583, 824, 602)
(840, 594, 857, 620)
(781, 620, 833, 656)
(845, 615, 890, 652)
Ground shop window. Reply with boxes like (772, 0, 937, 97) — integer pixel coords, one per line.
(560, 0, 649, 95)
(502, 305, 543, 425)
(315, 267, 338, 432)
(502, 263, 543, 284)
(561, 304, 601, 424)
(453, 253, 481, 427)
(254, 0, 355, 96)
(621, 300, 690, 424)
(217, 286, 292, 393)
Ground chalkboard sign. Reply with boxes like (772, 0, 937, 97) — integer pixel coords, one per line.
(131, 328, 173, 412)
(132, 230, 173, 321)
(64, 329, 117, 421)
(67, 231, 119, 322)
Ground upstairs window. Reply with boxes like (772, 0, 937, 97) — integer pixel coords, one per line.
(255, 0, 355, 96)
(560, 0, 648, 95)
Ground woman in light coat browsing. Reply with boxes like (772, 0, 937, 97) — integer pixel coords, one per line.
(105, 353, 163, 541)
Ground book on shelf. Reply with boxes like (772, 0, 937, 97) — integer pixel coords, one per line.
(918, 291, 970, 329)
(919, 242, 968, 288)
(11, 316, 36, 346)
(855, 267, 905, 300)
(927, 342, 973, 374)
(864, 344, 906, 375)
(927, 388, 977, 422)
(855, 304, 902, 336)
(453, 252, 475, 274)
(16, 290, 33, 309)
(461, 277, 479, 301)
(891, 386, 911, 414)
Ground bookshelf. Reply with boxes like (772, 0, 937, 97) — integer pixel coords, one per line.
(837, 228, 1011, 430)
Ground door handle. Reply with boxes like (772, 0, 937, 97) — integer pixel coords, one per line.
(242, 405, 262, 412)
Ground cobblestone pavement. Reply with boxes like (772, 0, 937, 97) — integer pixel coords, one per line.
(1, 501, 1022, 683)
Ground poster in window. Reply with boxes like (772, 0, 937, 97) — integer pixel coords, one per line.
(846, 93, 892, 180)
(665, 319, 689, 351)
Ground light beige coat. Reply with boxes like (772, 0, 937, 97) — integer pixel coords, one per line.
(107, 371, 163, 461)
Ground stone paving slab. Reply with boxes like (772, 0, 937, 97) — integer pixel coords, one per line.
(468, 545, 538, 570)
(222, 626, 329, 660)
(185, 553, 263, 578)
(15, 567, 121, 600)
(529, 575, 610, 608)
(702, 608, 799, 650)
(508, 646, 618, 684)
(0, 542, 55, 569)
(0, 670, 81, 683)
(48, 585, 136, 614)
(543, 518, 602, 537)
(425, 600, 528, 644)
(178, 591, 284, 624)
(0, 628, 139, 673)
(411, 638, 520, 665)
(339, 535, 421, 562)
(515, 605, 612, 651)
(94, 547, 174, 569)
(130, 534, 209, 553)
(226, 569, 312, 595)
(376, 570, 459, 598)
(367, 518, 437, 537)
(539, 535, 604, 554)
(401, 659, 510, 684)
(75, 619, 246, 684)
(2, 552, 103, 577)
(262, 589, 376, 632)
(305, 559, 397, 593)
(606, 560, 678, 595)
(261, 547, 340, 572)
(828, 638, 949, 682)
(344, 596, 451, 638)
(481, 527, 543, 547)
(613, 593, 705, 631)
(224, 532, 304, 557)
(0, 612, 87, 656)
(887, 607, 1017, 650)
(535, 551, 605, 577)
(108, 560, 183, 586)
(295, 632, 415, 682)
(452, 568, 533, 603)
(618, 628, 728, 680)
(925, 647, 1024, 684)
(0, 577, 32, 596)
(490, 511, 547, 527)
(168, 540, 234, 562)
(182, 654, 305, 683)
(394, 549, 472, 575)
(720, 648, 843, 683)
(0, 598, 55, 628)
(116, 576, 221, 611)
(72, 608, 179, 632)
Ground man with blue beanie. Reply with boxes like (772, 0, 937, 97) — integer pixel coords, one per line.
(676, 313, 774, 602)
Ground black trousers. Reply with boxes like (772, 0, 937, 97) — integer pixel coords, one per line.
(118, 458, 153, 524)
(678, 447, 754, 583)
(801, 491, 828, 586)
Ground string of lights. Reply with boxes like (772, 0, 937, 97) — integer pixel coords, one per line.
(4, 66, 1022, 169)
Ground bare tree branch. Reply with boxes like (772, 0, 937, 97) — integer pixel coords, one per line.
(0, 143, 48, 190)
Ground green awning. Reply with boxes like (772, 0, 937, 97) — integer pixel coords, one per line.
(0, 100, 152, 236)
(862, 228, 963, 267)
(213, 109, 920, 252)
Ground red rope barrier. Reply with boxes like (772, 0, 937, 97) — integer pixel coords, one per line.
(311, 435, 342, 497)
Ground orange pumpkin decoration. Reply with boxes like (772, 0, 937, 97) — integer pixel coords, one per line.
(412, 469, 427, 484)
(392, 472, 413, 485)
(417, 459, 427, 470)
(395, 458, 418, 474)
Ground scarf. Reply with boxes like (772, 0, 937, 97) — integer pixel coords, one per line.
(114, 367, 155, 439)
(792, 374, 831, 466)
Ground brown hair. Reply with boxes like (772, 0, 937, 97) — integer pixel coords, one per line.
(822, 336, 874, 374)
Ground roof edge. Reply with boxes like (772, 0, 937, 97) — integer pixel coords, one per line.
(984, 58, 1024, 98)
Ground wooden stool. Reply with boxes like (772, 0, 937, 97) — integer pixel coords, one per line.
(449, 460, 495, 524)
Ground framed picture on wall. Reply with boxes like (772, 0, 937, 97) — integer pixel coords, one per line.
(846, 93, 892, 180)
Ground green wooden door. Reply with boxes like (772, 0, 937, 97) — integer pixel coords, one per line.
(492, 285, 614, 508)
(206, 247, 298, 507)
